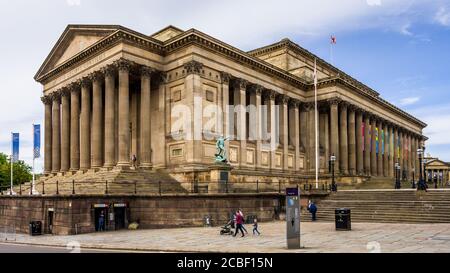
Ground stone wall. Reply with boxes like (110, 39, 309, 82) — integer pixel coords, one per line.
(0, 194, 281, 235)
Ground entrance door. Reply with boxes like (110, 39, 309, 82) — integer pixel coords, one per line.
(48, 211, 54, 234)
(114, 207, 126, 230)
(94, 208, 108, 231)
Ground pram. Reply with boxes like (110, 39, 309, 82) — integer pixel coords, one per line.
(219, 219, 235, 235)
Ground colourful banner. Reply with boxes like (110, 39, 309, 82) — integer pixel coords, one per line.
(33, 124, 41, 159)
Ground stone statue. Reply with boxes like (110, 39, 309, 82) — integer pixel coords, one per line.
(215, 136, 229, 163)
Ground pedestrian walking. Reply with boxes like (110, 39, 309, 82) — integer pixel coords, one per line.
(238, 209, 248, 234)
(98, 210, 105, 231)
(252, 218, 260, 235)
(307, 200, 317, 221)
(233, 210, 245, 237)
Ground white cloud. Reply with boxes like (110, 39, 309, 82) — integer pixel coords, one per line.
(399, 96, 420, 105)
(400, 23, 413, 36)
(367, 0, 382, 6)
(66, 0, 81, 6)
(435, 6, 450, 26)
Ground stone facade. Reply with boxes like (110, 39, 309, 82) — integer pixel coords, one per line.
(34, 25, 427, 185)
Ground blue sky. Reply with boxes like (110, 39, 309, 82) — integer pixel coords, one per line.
(0, 0, 449, 172)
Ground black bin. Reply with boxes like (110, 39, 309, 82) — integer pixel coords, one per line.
(335, 208, 351, 231)
(29, 221, 42, 236)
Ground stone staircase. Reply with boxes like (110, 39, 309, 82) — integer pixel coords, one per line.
(338, 176, 417, 190)
(4, 169, 187, 195)
(301, 189, 450, 223)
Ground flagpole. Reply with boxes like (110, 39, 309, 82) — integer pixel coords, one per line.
(32, 124, 36, 195)
(314, 59, 319, 189)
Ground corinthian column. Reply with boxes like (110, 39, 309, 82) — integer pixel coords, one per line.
(279, 95, 289, 170)
(364, 113, 371, 175)
(329, 98, 340, 171)
(103, 65, 116, 168)
(60, 88, 70, 172)
(140, 66, 154, 168)
(339, 101, 348, 175)
(51, 91, 61, 173)
(116, 58, 132, 168)
(356, 109, 363, 175)
(289, 99, 300, 171)
(383, 123, 389, 177)
(236, 79, 248, 168)
(377, 120, 383, 176)
(91, 71, 103, 169)
(69, 83, 80, 171)
(220, 72, 231, 162)
(249, 84, 263, 168)
(41, 96, 52, 174)
(371, 117, 377, 176)
(80, 78, 91, 171)
(348, 105, 356, 175)
(389, 125, 394, 177)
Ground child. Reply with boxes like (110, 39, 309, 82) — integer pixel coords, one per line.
(252, 218, 260, 235)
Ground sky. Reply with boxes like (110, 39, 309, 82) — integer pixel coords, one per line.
(0, 0, 450, 173)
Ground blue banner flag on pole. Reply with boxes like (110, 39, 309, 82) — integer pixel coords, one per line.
(33, 124, 41, 159)
(12, 133, 19, 162)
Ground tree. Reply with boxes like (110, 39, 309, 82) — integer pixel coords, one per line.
(0, 152, 32, 189)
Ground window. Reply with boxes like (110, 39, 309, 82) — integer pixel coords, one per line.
(171, 148, 183, 157)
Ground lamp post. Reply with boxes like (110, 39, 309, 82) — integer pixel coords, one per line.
(412, 168, 415, 189)
(330, 154, 337, 192)
(417, 148, 426, 191)
(395, 162, 401, 189)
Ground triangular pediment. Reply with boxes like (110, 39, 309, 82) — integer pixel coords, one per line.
(35, 25, 122, 81)
(426, 159, 449, 167)
(150, 25, 184, 42)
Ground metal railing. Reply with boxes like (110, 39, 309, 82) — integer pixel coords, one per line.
(0, 179, 333, 196)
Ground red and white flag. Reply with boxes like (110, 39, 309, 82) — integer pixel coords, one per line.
(331, 35, 337, 44)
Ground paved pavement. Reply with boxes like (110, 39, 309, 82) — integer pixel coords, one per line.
(2, 221, 450, 253)
(0, 242, 125, 253)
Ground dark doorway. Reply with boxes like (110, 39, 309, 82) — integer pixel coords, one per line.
(47, 211, 54, 234)
(94, 208, 108, 232)
(114, 207, 126, 230)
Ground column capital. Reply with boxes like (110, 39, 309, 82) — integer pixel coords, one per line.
(41, 95, 52, 105)
(232, 78, 249, 90)
(184, 60, 203, 75)
(68, 81, 80, 94)
(289, 98, 300, 108)
(303, 101, 315, 111)
(89, 71, 103, 83)
(339, 100, 349, 109)
(327, 97, 341, 106)
(140, 66, 155, 77)
(248, 84, 263, 95)
(263, 89, 277, 100)
(101, 65, 116, 78)
(78, 77, 91, 88)
(276, 94, 289, 105)
(50, 90, 61, 103)
(60, 87, 70, 98)
(220, 71, 231, 84)
(114, 58, 133, 72)
(347, 103, 359, 112)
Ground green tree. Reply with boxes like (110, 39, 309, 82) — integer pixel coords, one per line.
(0, 152, 32, 189)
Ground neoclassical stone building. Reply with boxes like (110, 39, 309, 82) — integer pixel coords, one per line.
(35, 25, 427, 185)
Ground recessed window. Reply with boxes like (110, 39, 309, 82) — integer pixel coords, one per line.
(172, 90, 181, 102)
(171, 148, 183, 157)
(206, 90, 214, 102)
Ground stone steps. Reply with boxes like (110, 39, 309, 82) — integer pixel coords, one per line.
(302, 190, 450, 223)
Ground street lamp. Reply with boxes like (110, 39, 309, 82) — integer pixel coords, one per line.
(412, 168, 415, 189)
(330, 154, 337, 192)
(395, 162, 401, 189)
(417, 148, 426, 191)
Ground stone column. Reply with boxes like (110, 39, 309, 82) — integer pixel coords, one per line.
(415, 136, 420, 178)
(339, 101, 348, 175)
(408, 133, 413, 179)
(289, 99, 300, 171)
(220, 72, 231, 162)
(42, 96, 52, 174)
(116, 58, 132, 168)
(383, 123, 389, 177)
(356, 109, 363, 175)
(60, 88, 70, 172)
(377, 120, 383, 176)
(394, 126, 399, 168)
(280, 95, 289, 170)
(69, 83, 80, 171)
(324, 109, 330, 173)
(329, 98, 340, 171)
(364, 113, 371, 175)
(80, 78, 91, 171)
(348, 105, 356, 175)
(306, 102, 316, 171)
(371, 117, 377, 176)
(319, 107, 328, 172)
(103, 66, 116, 168)
(389, 125, 394, 177)
(51, 92, 61, 173)
(268, 90, 277, 170)
(140, 66, 153, 168)
(91, 72, 103, 169)
(399, 130, 404, 177)
(249, 85, 263, 168)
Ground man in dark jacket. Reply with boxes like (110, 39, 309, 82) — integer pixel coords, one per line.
(307, 201, 318, 221)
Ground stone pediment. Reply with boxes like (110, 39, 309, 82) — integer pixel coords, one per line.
(35, 25, 121, 80)
(426, 159, 449, 167)
(150, 25, 184, 42)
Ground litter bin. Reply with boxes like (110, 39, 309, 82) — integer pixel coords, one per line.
(335, 208, 351, 231)
(29, 221, 42, 236)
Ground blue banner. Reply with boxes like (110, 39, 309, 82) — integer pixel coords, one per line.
(33, 124, 41, 159)
(12, 133, 19, 162)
